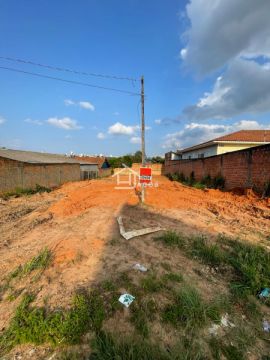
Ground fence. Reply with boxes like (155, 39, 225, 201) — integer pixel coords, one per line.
(164, 144, 270, 192)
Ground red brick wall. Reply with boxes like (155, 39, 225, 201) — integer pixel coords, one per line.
(165, 144, 270, 192)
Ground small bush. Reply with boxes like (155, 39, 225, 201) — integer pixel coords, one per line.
(193, 182, 206, 190)
(212, 174, 225, 189)
(189, 171, 195, 186)
(263, 181, 270, 197)
(201, 175, 212, 187)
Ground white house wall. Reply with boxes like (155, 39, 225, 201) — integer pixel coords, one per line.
(182, 145, 218, 159)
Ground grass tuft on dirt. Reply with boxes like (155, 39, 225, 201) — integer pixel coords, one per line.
(162, 284, 224, 329)
(1, 184, 51, 200)
(0, 290, 105, 353)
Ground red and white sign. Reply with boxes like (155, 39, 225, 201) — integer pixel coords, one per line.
(140, 167, 152, 184)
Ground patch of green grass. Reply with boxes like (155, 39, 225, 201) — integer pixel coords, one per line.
(8, 248, 52, 280)
(0, 290, 105, 354)
(140, 274, 164, 293)
(190, 236, 224, 267)
(89, 331, 172, 360)
(130, 298, 157, 337)
(1, 184, 51, 200)
(0, 249, 52, 300)
(193, 182, 206, 190)
(22, 248, 52, 276)
(221, 237, 270, 296)
(155, 231, 186, 248)
(162, 272, 183, 283)
(162, 285, 222, 329)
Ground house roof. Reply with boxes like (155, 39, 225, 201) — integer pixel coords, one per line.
(178, 130, 270, 154)
(0, 149, 80, 164)
(75, 156, 109, 169)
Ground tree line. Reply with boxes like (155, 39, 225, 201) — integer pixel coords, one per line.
(107, 151, 164, 168)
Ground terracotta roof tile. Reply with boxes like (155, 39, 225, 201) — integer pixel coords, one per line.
(214, 130, 270, 142)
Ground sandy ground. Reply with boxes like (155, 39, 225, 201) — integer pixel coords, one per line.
(0, 176, 270, 358)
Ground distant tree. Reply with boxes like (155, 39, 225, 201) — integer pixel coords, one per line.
(150, 156, 165, 164)
(133, 150, 142, 163)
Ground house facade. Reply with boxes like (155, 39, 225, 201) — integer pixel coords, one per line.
(75, 156, 111, 177)
(169, 130, 270, 160)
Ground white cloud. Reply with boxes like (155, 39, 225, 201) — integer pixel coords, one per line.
(0, 116, 6, 125)
(183, 59, 270, 120)
(47, 117, 82, 130)
(79, 101, 95, 111)
(162, 120, 270, 149)
(108, 122, 139, 136)
(182, 0, 270, 74)
(24, 118, 43, 126)
(130, 136, 141, 144)
(154, 119, 162, 125)
(65, 135, 72, 139)
(176, 1, 270, 122)
(64, 99, 95, 111)
(114, 111, 120, 116)
(97, 132, 106, 140)
(64, 99, 75, 106)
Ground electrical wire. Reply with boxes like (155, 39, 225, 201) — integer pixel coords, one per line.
(0, 56, 138, 82)
(0, 66, 141, 96)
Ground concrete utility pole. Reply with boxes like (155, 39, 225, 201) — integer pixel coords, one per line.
(141, 75, 145, 203)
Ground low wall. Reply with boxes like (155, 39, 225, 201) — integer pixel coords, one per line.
(165, 144, 270, 192)
(99, 168, 112, 177)
(0, 157, 80, 193)
(113, 163, 164, 176)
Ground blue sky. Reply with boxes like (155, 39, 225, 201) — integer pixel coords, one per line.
(0, 0, 270, 156)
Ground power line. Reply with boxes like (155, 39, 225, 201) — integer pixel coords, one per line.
(0, 66, 141, 96)
(0, 56, 138, 82)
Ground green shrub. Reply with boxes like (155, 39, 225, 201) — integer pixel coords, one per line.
(212, 174, 225, 189)
(201, 175, 212, 187)
(263, 181, 270, 197)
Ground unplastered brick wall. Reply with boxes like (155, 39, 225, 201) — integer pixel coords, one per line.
(165, 144, 270, 192)
(0, 157, 80, 193)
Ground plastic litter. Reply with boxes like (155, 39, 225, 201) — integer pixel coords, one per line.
(208, 313, 235, 336)
(263, 320, 270, 332)
(118, 293, 135, 308)
(259, 288, 270, 299)
(133, 263, 148, 272)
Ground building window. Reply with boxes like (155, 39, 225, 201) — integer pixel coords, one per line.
(198, 154, 205, 158)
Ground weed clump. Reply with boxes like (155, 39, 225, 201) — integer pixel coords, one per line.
(190, 236, 224, 267)
(162, 285, 222, 329)
(224, 238, 270, 297)
(155, 231, 186, 248)
(1, 184, 51, 200)
(0, 291, 105, 353)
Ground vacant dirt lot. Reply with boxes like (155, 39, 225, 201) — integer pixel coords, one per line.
(0, 176, 270, 359)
